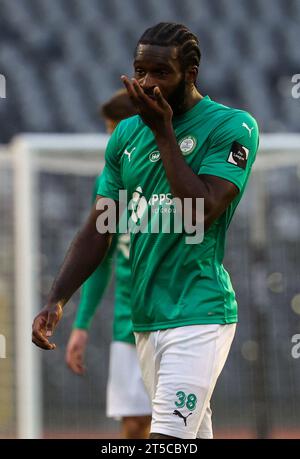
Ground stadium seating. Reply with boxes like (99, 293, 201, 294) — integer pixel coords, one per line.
(0, 0, 299, 142)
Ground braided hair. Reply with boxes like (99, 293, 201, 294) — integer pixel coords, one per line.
(136, 23, 201, 71)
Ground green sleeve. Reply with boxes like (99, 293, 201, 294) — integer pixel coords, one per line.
(199, 111, 259, 192)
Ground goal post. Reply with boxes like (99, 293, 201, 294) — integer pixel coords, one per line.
(12, 134, 108, 439)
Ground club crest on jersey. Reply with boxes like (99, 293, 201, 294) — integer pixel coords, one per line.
(179, 136, 197, 155)
(149, 150, 161, 162)
(227, 141, 249, 170)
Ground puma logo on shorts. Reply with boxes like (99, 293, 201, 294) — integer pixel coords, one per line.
(173, 410, 193, 426)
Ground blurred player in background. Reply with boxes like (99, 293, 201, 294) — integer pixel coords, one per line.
(65, 89, 151, 439)
(32, 22, 259, 439)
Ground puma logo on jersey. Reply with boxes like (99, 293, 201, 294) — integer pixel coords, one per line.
(173, 410, 192, 426)
(123, 147, 136, 162)
(242, 122, 254, 137)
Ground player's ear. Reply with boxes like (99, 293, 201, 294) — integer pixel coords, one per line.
(185, 65, 198, 86)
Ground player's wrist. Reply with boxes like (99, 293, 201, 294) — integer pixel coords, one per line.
(43, 301, 64, 316)
(153, 122, 174, 141)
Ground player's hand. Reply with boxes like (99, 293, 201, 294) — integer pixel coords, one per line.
(32, 303, 63, 350)
(121, 75, 173, 134)
(65, 329, 88, 375)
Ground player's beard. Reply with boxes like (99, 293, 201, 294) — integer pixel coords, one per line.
(167, 77, 187, 116)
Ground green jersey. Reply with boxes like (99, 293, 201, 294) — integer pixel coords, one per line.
(74, 175, 135, 344)
(98, 95, 259, 332)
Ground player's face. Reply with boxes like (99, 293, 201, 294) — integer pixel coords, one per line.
(134, 44, 187, 114)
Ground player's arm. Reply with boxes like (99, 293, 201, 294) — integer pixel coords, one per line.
(73, 236, 117, 330)
(32, 195, 119, 351)
(73, 177, 119, 332)
(66, 174, 118, 373)
(33, 117, 124, 351)
(122, 77, 258, 231)
(65, 235, 118, 374)
(154, 130, 239, 231)
(121, 77, 239, 230)
(155, 125, 260, 231)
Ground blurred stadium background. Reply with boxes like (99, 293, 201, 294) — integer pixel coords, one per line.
(0, 0, 300, 439)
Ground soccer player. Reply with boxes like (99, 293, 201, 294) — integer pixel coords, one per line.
(32, 22, 259, 439)
(65, 89, 152, 439)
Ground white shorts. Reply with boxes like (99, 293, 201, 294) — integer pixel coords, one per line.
(106, 341, 152, 419)
(134, 323, 236, 439)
